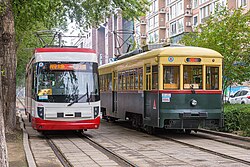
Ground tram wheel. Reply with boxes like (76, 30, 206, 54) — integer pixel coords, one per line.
(146, 126, 155, 135)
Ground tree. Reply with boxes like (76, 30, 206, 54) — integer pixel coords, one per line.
(180, 7, 250, 90)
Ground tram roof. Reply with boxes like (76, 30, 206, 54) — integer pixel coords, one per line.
(99, 46, 223, 69)
(34, 47, 96, 53)
(30, 47, 97, 63)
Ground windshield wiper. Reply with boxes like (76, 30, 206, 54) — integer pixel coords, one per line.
(67, 83, 89, 106)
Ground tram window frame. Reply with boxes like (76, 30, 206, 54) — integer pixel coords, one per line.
(134, 69, 138, 89)
(183, 65, 203, 89)
(130, 70, 135, 90)
(145, 64, 152, 90)
(138, 68, 143, 90)
(107, 73, 112, 91)
(99, 75, 103, 91)
(152, 65, 158, 90)
(163, 66, 180, 90)
(126, 71, 130, 90)
(122, 72, 126, 90)
(206, 66, 219, 90)
(113, 71, 117, 91)
(118, 72, 122, 90)
(32, 64, 37, 98)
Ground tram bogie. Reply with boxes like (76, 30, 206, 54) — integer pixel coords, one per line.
(99, 46, 224, 133)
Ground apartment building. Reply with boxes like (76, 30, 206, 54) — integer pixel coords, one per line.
(135, 0, 249, 46)
(77, 15, 134, 65)
(76, 0, 248, 65)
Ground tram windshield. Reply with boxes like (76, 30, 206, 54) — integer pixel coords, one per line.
(36, 62, 99, 103)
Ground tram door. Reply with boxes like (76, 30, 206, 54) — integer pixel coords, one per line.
(112, 71, 118, 113)
(144, 64, 152, 119)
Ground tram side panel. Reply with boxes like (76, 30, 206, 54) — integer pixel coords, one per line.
(159, 92, 222, 129)
(100, 91, 113, 118)
(143, 91, 159, 128)
(116, 91, 144, 121)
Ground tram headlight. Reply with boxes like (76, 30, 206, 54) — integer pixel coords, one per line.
(94, 106, 99, 118)
(37, 107, 44, 119)
(190, 99, 197, 106)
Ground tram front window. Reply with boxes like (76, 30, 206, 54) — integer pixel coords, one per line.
(36, 62, 99, 103)
(183, 65, 203, 89)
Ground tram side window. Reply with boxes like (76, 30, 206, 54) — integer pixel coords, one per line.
(118, 73, 122, 90)
(130, 70, 135, 90)
(206, 67, 219, 90)
(183, 65, 202, 89)
(32, 64, 37, 98)
(145, 65, 151, 90)
(122, 72, 126, 90)
(107, 73, 112, 91)
(135, 69, 138, 89)
(126, 71, 130, 90)
(138, 68, 143, 90)
(100, 75, 103, 91)
(113, 72, 117, 91)
(152, 65, 158, 89)
(163, 66, 180, 89)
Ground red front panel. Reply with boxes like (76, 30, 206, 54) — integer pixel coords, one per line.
(32, 117, 100, 130)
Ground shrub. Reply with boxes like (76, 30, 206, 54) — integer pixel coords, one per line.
(223, 104, 250, 136)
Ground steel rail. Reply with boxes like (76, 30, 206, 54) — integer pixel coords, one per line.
(158, 134, 250, 166)
(192, 129, 250, 150)
(78, 132, 137, 167)
(45, 135, 73, 167)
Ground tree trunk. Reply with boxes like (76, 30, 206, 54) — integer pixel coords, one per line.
(0, 65, 9, 167)
(0, 0, 16, 133)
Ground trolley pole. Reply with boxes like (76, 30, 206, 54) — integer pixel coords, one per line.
(58, 32, 62, 47)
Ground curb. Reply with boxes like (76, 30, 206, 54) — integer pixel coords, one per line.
(198, 128, 250, 142)
(18, 112, 37, 167)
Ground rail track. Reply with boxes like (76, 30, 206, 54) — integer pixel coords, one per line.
(110, 120, 250, 166)
(157, 132, 250, 166)
(43, 131, 136, 167)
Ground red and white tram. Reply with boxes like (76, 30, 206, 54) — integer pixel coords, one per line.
(25, 48, 100, 131)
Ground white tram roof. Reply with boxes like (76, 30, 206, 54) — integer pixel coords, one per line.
(99, 46, 223, 69)
(33, 48, 97, 63)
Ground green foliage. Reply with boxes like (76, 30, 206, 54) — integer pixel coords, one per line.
(0, 2, 7, 15)
(223, 104, 250, 136)
(180, 7, 250, 89)
(13, 0, 149, 86)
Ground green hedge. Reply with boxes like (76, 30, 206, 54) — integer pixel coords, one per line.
(223, 104, 250, 136)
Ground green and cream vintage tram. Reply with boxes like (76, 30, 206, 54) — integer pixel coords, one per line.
(99, 46, 223, 134)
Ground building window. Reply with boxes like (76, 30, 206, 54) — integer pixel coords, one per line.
(170, 4, 176, 20)
(170, 22, 177, 36)
(170, 18, 183, 37)
(193, 0, 198, 8)
(199, 0, 209, 5)
(193, 15, 198, 26)
(238, 0, 247, 7)
(176, 0, 184, 16)
(177, 18, 184, 33)
(200, 3, 213, 21)
(148, 30, 159, 43)
(154, 15, 159, 28)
